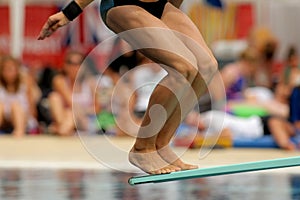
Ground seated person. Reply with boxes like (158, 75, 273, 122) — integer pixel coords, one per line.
(248, 27, 278, 89)
(185, 110, 298, 150)
(290, 86, 300, 130)
(279, 46, 300, 91)
(0, 55, 38, 137)
(221, 48, 258, 100)
(227, 83, 290, 119)
(97, 39, 140, 136)
(221, 47, 290, 118)
(131, 60, 167, 121)
(230, 46, 299, 119)
(101, 53, 168, 136)
(36, 67, 58, 127)
(49, 50, 98, 136)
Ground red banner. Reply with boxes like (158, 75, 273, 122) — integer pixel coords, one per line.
(0, 4, 111, 68)
(0, 6, 10, 54)
(235, 3, 254, 39)
(23, 5, 64, 67)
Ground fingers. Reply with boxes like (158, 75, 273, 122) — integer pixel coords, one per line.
(38, 18, 59, 40)
(37, 12, 69, 40)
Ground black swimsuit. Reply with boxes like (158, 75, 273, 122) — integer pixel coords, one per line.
(100, 0, 168, 23)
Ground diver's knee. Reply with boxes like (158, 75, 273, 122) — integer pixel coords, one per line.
(198, 57, 219, 82)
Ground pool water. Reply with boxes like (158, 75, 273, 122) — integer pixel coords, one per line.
(0, 169, 299, 200)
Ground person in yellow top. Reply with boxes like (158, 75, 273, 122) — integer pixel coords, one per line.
(38, 0, 218, 174)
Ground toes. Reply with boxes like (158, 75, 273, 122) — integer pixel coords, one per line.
(183, 164, 198, 170)
(169, 166, 179, 172)
(158, 167, 172, 174)
(173, 166, 181, 171)
(151, 170, 161, 175)
(168, 168, 175, 173)
(189, 165, 199, 169)
(151, 166, 182, 175)
(162, 166, 178, 174)
(165, 168, 172, 173)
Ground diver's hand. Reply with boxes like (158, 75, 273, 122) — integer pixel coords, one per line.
(38, 11, 70, 40)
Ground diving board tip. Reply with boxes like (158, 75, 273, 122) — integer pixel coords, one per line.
(128, 156, 300, 185)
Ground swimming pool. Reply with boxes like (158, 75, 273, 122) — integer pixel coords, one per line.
(0, 168, 299, 200)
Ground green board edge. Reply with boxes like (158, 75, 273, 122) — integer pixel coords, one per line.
(128, 156, 300, 185)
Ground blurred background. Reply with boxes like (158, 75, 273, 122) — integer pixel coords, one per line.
(0, 0, 300, 199)
(1, 0, 300, 66)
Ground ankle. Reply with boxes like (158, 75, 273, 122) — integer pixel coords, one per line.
(133, 144, 156, 152)
(133, 137, 158, 150)
(155, 142, 170, 150)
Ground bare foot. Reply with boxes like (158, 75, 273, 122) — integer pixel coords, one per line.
(48, 123, 58, 134)
(157, 145, 198, 170)
(129, 148, 181, 174)
(57, 124, 74, 136)
(49, 122, 74, 136)
(280, 142, 296, 151)
(12, 130, 25, 138)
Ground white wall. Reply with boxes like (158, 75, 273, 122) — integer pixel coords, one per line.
(268, 0, 300, 59)
(182, 0, 300, 59)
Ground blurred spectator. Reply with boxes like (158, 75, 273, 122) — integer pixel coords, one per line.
(0, 55, 38, 137)
(279, 46, 300, 90)
(188, 110, 298, 150)
(97, 39, 140, 136)
(110, 57, 170, 137)
(36, 66, 58, 127)
(101, 65, 138, 136)
(131, 60, 167, 121)
(248, 27, 278, 89)
(98, 39, 139, 113)
(255, 41, 278, 89)
(221, 48, 258, 100)
(234, 47, 300, 119)
(48, 50, 98, 136)
(222, 48, 292, 119)
(289, 86, 300, 130)
(226, 82, 290, 119)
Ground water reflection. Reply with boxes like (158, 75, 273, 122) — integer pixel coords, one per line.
(59, 170, 86, 200)
(0, 168, 299, 200)
(0, 169, 21, 199)
(291, 175, 300, 200)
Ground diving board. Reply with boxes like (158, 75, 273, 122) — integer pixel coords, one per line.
(128, 156, 300, 185)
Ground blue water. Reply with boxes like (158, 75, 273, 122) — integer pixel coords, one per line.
(0, 169, 299, 200)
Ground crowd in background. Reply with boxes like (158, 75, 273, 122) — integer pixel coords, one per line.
(0, 27, 300, 150)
